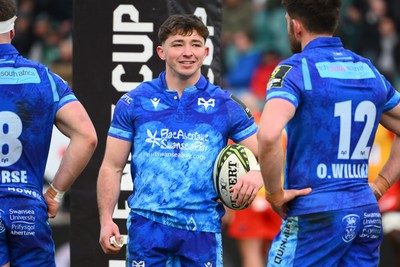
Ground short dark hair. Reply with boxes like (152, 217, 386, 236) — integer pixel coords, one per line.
(158, 14, 209, 44)
(282, 0, 341, 34)
(0, 0, 17, 22)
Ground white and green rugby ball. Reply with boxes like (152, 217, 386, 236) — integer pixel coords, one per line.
(213, 144, 257, 210)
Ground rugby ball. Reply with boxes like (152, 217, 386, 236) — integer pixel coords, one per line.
(213, 144, 257, 210)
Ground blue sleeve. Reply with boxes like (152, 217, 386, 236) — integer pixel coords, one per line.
(108, 92, 135, 141)
(46, 69, 77, 110)
(266, 61, 302, 108)
(226, 93, 257, 142)
(380, 74, 400, 111)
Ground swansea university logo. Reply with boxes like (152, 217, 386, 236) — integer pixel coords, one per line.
(342, 214, 359, 242)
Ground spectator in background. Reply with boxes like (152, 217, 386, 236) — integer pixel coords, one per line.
(49, 36, 73, 85)
(12, 0, 35, 56)
(250, 50, 282, 101)
(223, 31, 262, 92)
(357, 0, 387, 64)
(337, 0, 364, 53)
(376, 16, 399, 84)
(252, 0, 291, 58)
(12, 0, 73, 68)
(221, 0, 255, 46)
(28, 12, 59, 64)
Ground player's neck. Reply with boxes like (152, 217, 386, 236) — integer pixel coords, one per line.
(302, 32, 333, 50)
(165, 70, 201, 97)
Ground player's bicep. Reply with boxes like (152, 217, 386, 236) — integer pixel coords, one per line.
(101, 136, 131, 172)
(380, 104, 400, 136)
(55, 100, 95, 139)
(238, 133, 258, 158)
(259, 98, 295, 141)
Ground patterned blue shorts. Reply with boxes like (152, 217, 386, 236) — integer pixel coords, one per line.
(268, 204, 382, 267)
(126, 212, 223, 267)
(0, 196, 55, 267)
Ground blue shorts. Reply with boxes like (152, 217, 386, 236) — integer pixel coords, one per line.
(268, 204, 382, 267)
(127, 212, 223, 267)
(0, 196, 55, 267)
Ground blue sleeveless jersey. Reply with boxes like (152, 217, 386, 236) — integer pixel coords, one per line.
(0, 44, 77, 199)
(266, 37, 400, 216)
(109, 72, 257, 233)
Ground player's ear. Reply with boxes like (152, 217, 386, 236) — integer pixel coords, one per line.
(10, 29, 15, 40)
(203, 46, 209, 60)
(156, 45, 166, 60)
(292, 19, 302, 38)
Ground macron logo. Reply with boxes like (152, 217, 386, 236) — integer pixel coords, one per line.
(151, 98, 160, 109)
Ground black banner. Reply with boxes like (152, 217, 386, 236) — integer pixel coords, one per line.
(71, 1, 222, 266)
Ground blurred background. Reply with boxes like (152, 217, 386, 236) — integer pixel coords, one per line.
(11, 0, 400, 266)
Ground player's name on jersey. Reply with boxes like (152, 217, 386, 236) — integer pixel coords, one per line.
(317, 163, 368, 179)
(1, 170, 28, 183)
(6, 187, 42, 201)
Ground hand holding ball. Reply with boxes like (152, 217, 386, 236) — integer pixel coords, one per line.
(213, 144, 257, 210)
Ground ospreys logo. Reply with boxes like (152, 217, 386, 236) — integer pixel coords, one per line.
(267, 65, 292, 90)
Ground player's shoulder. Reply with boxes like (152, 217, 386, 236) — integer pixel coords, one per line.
(14, 54, 46, 70)
(125, 78, 160, 97)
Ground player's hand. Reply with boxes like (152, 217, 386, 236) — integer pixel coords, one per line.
(44, 191, 60, 218)
(99, 221, 123, 254)
(231, 170, 263, 207)
(266, 187, 312, 219)
(369, 174, 391, 201)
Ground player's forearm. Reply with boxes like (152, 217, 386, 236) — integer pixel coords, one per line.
(97, 167, 122, 224)
(258, 134, 284, 194)
(51, 132, 97, 191)
(378, 135, 400, 186)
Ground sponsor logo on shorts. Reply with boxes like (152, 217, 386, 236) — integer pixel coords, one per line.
(273, 217, 296, 264)
(9, 208, 36, 236)
(359, 212, 381, 240)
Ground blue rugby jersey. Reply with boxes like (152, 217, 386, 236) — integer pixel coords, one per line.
(0, 44, 77, 199)
(109, 71, 257, 233)
(266, 37, 400, 216)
